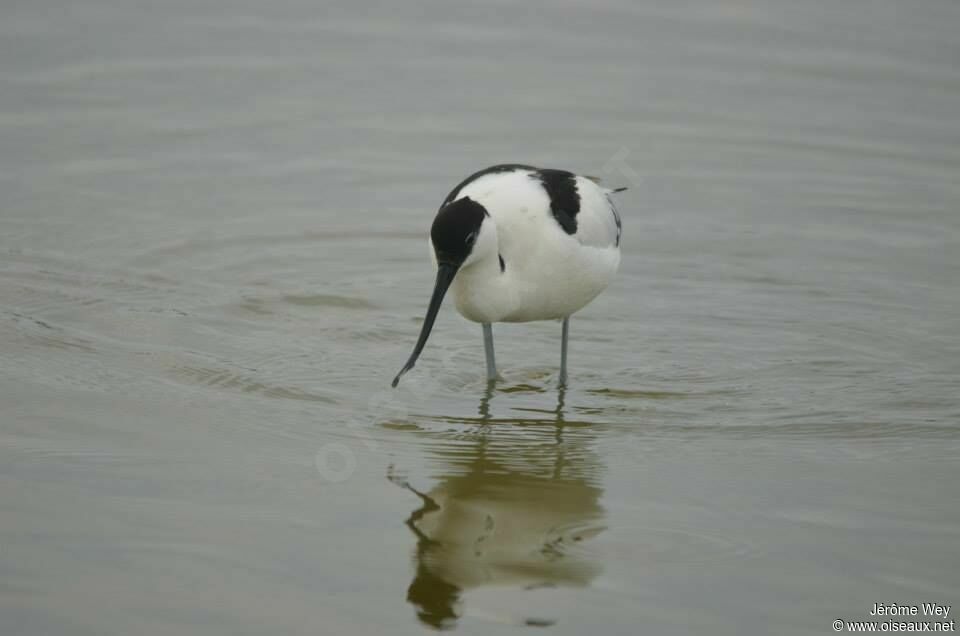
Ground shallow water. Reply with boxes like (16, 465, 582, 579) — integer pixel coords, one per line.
(2, 1, 959, 634)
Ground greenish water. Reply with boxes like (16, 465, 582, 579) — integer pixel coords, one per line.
(2, 1, 959, 634)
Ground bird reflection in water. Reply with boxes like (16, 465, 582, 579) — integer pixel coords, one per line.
(389, 385, 605, 630)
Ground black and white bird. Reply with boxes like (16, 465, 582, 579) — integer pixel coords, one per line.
(392, 164, 624, 387)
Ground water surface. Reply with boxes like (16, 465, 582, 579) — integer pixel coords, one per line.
(2, 1, 959, 634)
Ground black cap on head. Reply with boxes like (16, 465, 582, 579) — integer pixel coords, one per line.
(392, 197, 489, 387)
(430, 197, 488, 266)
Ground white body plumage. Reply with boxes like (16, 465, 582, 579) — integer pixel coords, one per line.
(437, 167, 622, 323)
(393, 164, 624, 387)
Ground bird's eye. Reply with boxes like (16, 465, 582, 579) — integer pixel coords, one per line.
(465, 231, 477, 245)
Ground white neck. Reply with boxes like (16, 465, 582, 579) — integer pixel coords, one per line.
(451, 253, 517, 323)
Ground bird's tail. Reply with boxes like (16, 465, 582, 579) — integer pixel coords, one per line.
(584, 175, 628, 194)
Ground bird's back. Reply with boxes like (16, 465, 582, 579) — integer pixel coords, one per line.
(447, 165, 622, 322)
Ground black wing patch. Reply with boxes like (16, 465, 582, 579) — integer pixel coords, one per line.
(536, 169, 581, 235)
(609, 196, 622, 247)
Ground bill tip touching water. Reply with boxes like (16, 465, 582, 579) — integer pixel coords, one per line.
(392, 164, 625, 388)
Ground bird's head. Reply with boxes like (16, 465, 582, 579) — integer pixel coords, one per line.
(429, 197, 496, 270)
(392, 197, 495, 387)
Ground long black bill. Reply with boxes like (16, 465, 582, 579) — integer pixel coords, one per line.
(392, 264, 458, 387)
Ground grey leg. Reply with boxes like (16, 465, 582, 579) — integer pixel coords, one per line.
(559, 317, 570, 386)
(482, 323, 497, 381)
